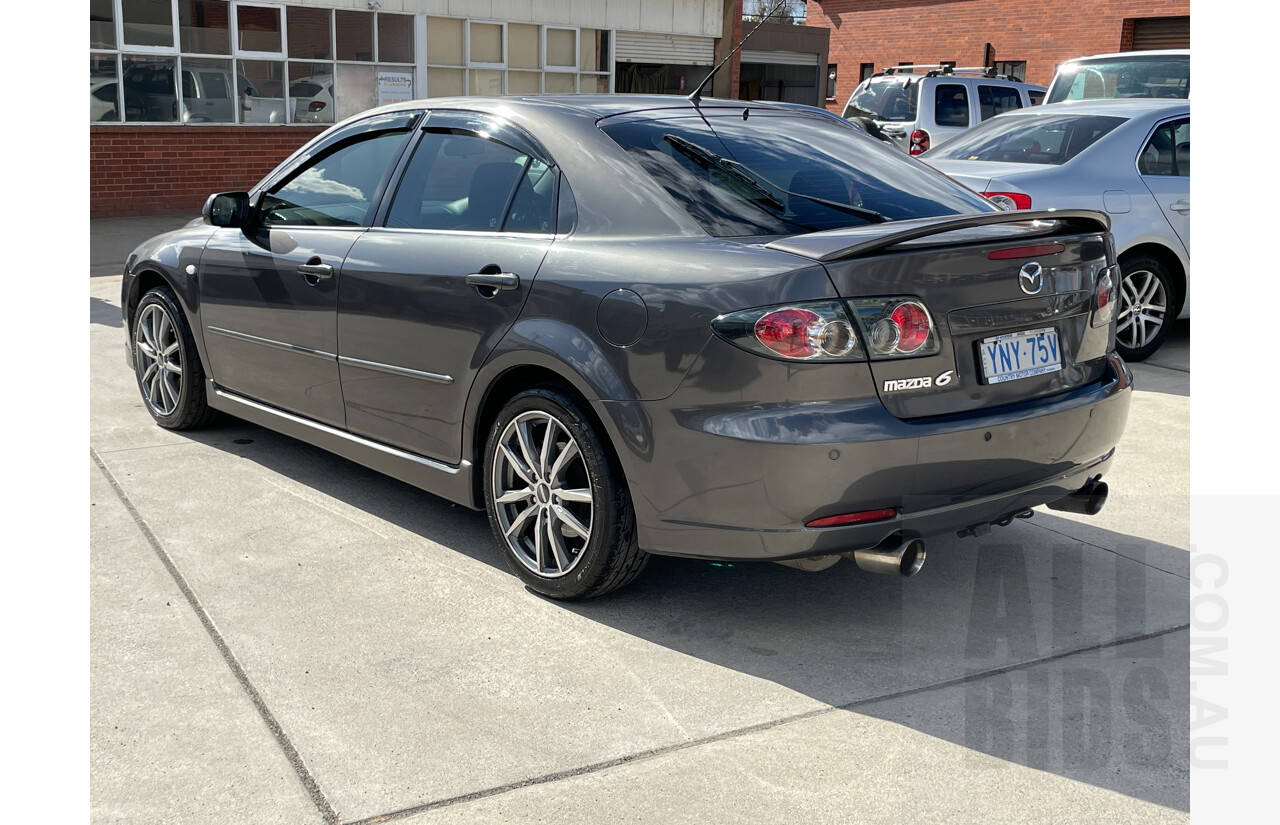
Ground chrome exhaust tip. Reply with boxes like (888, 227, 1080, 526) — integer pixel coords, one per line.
(1046, 479, 1109, 516)
(845, 535, 926, 577)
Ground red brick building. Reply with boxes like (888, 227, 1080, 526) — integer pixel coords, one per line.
(806, 0, 1190, 111)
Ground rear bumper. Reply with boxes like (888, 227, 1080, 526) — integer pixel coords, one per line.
(603, 352, 1132, 561)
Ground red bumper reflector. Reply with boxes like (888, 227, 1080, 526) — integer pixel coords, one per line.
(806, 508, 898, 528)
(988, 243, 1065, 260)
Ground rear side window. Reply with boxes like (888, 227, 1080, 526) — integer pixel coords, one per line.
(843, 76, 920, 122)
(933, 84, 969, 127)
(1138, 118, 1190, 177)
(978, 85, 1022, 120)
(600, 111, 994, 237)
(931, 114, 1126, 165)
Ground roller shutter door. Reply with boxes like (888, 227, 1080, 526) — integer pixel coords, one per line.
(1130, 17, 1190, 50)
(615, 31, 716, 66)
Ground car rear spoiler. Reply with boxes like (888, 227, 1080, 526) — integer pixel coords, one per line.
(766, 209, 1111, 263)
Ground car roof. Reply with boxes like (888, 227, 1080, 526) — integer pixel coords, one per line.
(1060, 49, 1190, 62)
(354, 94, 833, 124)
(993, 98, 1189, 119)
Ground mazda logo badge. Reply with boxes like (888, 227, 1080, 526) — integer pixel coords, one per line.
(1019, 262, 1044, 295)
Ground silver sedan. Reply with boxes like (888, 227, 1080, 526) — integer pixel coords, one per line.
(923, 99, 1189, 360)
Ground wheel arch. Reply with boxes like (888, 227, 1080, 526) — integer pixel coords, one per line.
(1117, 242, 1187, 316)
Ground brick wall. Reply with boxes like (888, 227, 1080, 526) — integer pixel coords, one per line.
(89, 126, 325, 217)
(806, 0, 1190, 111)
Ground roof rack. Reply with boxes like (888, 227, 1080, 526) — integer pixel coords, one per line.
(881, 64, 1017, 81)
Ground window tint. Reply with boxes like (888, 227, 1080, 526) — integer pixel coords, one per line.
(261, 130, 410, 227)
(601, 112, 995, 238)
(1139, 118, 1189, 177)
(978, 85, 1022, 120)
(843, 76, 920, 122)
(931, 114, 1126, 166)
(385, 131, 555, 233)
(933, 84, 969, 127)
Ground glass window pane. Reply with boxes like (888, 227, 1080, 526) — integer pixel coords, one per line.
(179, 0, 230, 54)
(428, 68, 464, 97)
(509, 24, 539, 70)
(265, 131, 412, 227)
(507, 71, 540, 94)
(122, 0, 174, 48)
(469, 70, 503, 96)
(336, 10, 374, 61)
(580, 74, 609, 94)
(288, 7, 331, 60)
(377, 14, 413, 64)
(546, 29, 575, 69)
(580, 29, 609, 72)
(238, 59, 285, 122)
(470, 23, 503, 65)
(237, 5, 281, 53)
(934, 84, 968, 127)
(544, 72, 575, 94)
(122, 55, 178, 121)
(90, 56, 121, 122)
(335, 63, 378, 119)
(289, 62, 335, 123)
(427, 18, 463, 66)
(181, 57, 236, 122)
(91, 0, 116, 49)
(386, 132, 528, 231)
(505, 158, 556, 233)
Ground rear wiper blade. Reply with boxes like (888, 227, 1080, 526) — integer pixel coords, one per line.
(663, 134, 890, 225)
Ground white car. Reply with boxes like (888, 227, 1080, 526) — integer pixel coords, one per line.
(923, 99, 1189, 360)
(1045, 50, 1189, 104)
(289, 75, 334, 124)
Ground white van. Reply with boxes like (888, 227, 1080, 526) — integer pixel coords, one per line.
(842, 66, 1045, 156)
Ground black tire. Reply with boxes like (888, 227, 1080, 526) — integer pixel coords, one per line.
(483, 386, 648, 599)
(1114, 254, 1176, 362)
(132, 286, 217, 430)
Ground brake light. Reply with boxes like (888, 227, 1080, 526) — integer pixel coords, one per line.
(806, 508, 897, 528)
(308, 101, 326, 112)
(1092, 265, 1117, 328)
(909, 129, 930, 155)
(983, 191, 1032, 210)
(846, 298, 940, 358)
(713, 301, 863, 362)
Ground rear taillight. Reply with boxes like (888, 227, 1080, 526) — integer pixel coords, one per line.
(1092, 265, 1117, 328)
(172, 100, 179, 119)
(909, 129, 930, 155)
(847, 298, 941, 359)
(983, 191, 1032, 210)
(308, 101, 326, 112)
(713, 301, 863, 362)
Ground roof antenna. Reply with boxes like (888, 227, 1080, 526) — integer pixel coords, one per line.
(689, 0, 789, 105)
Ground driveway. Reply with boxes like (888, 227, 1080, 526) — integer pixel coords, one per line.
(91, 273, 1190, 824)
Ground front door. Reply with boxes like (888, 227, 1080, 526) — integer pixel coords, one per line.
(199, 114, 418, 426)
(337, 114, 560, 463)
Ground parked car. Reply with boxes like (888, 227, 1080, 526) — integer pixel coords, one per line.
(289, 74, 335, 123)
(90, 76, 119, 121)
(922, 99, 1189, 360)
(1045, 50, 1189, 104)
(122, 63, 286, 123)
(122, 95, 1131, 598)
(842, 66, 1045, 155)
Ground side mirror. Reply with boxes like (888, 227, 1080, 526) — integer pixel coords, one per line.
(202, 191, 251, 227)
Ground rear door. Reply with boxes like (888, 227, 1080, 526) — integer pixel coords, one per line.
(336, 111, 559, 463)
(199, 110, 420, 427)
(1137, 116, 1190, 253)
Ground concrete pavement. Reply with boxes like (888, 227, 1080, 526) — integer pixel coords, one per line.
(90, 231, 1191, 824)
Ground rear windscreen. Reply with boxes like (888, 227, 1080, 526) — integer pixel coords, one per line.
(928, 114, 1126, 166)
(599, 111, 994, 238)
(842, 76, 921, 122)
(1046, 57, 1189, 103)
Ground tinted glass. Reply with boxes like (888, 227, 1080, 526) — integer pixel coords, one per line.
(601, 111, 995, 238)
(933, 84, 968, 127)
(1047, 56, 1189, 103)
(385, 131, 551, 232)
(262, 130, 410, 227)
(1138, 118, 1190, 177)
(930, 114, 1126, 165)
(843, 76, 920, 122)
(978, 85, 1022, 120)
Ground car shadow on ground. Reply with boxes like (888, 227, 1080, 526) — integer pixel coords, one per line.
(172, 414, 1190, 813)
(91, 296, 123, 329)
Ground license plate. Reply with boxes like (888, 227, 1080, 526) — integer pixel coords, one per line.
(979, 327, 1062, 384)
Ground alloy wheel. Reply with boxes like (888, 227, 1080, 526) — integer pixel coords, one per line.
(135, 303, 184, 417)
(491, 411, 594, 578)
(1116, 268, 1168, 351)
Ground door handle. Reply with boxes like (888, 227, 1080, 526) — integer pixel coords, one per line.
(466, 272, 520, 291)
(297, 261, 334, 281)
(1169, 200, 1190, 215)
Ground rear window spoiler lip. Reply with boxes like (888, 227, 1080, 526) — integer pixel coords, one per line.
(767, 209, 1111, 262)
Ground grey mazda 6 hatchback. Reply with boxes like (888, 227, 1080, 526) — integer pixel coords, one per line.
(123, 94, 1131, 599)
